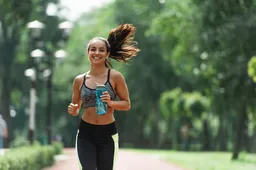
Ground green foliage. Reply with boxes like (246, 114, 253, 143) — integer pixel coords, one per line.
(0, 144, 57, 170)
(0, 0, 62, 146)
(148, 0, 200, 76)
(0, 0, 32, 27)
(183, 92, 209, 117)
(9, 135, 30, 148)
(248, 56, 256, 82)
(159, 88, 183, 119)
(51, 141, 63, 155)
(160, 88, 209, 119)
(111, 0, 179, 147)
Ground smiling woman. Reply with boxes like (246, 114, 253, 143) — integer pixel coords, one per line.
(67, 24, 140, 170)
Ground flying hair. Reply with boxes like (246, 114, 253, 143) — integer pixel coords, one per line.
(107, 24, 140, 64)
(87, 24, 140, 68)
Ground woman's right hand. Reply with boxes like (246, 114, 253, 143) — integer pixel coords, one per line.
(68, 103, 79, 116)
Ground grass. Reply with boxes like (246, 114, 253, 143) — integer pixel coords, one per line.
(127, 149, 256, 170)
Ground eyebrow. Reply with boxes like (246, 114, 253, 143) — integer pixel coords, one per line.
(90, 46, 105, 49)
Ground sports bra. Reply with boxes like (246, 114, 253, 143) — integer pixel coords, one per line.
(80, 69, 117, 109)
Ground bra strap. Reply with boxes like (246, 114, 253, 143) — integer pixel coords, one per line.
(83, 73, 86, 85)
(107, 69, 111, 82)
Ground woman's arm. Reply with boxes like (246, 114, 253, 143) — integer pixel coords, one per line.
(68, 75, 83, 116)
(107, 71, 131, 111)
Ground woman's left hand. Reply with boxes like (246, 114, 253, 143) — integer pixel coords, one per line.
(101, 91, 112, 106)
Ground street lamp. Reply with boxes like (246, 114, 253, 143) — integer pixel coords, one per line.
(45, 22, 72, 145)
(55, 49, 67, 59)
(24, 67, 37, 144)
(25, 49, 45, 144)
(26, 21, 45, 144)
(26, 19, 72, 145)
(27, 20, 45, 41)
(57, 21, 73, 47)
(58, 21, 73, 37)
(30, 49, 45, 58)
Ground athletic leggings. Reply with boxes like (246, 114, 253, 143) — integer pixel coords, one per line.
(76, 119, 119, 170)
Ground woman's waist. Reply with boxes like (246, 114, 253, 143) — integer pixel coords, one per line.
(81, 108, 115, 125)
(78, 118, 117, 137)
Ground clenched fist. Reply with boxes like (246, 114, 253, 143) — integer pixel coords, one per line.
(68, 103, 79, 116)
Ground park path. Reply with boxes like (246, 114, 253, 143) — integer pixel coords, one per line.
(43, 148, 186, 170)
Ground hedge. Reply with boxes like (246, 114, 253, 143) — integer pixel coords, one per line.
(0, 142, 63, 170)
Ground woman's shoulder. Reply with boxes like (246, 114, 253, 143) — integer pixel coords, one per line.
(74, 73, 86, 82)
(73, 73, 86, 88)
(76, 73, 85, 79)
(110, 69, 123, 77)
(110, 69, 125, 81)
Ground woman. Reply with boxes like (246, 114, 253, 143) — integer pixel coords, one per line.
(67, 24, 140, 170)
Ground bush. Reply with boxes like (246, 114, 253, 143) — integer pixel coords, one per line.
(0, 143, 62, 170)
(9, 135, 30, 148)
(52, 141, 64, 155)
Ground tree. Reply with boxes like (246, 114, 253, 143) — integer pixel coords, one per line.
(0, 0, 58, 144)
(160, 88, 209, 150)
(194, 0, 256, 159)
(113, 0, 177, 147)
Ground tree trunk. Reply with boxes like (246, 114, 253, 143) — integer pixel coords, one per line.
(0, 20, 18, 147)
(136, 112, 148, 148)
(1, 45, 15, 147)
(150, 105, 160, 148)
(202, 119, 210, 151)
(251, 127, 256, 153)
(218, 116, 227, 151)
(232, 101, 247, 160)
(1, 70, 12, 147)
(242, 111, 249, 152)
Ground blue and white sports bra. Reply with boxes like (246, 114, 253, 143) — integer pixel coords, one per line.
(80, 69, 117, 109)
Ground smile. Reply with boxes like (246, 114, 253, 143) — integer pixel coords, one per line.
(92, 56, 102, 60)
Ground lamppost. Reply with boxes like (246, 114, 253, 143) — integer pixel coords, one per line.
(25, 21, 45, 144)
(24, 68, 36, 144)
(46, 21, 72, 145)
(25, 49, 46, 144)
(25, 19, 73, 144)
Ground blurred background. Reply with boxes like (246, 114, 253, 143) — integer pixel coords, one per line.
(1, 0, 256, 169)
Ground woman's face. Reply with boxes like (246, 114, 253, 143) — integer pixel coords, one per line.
(87, 39, 109, 65)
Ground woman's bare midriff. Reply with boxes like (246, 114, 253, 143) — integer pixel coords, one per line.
(81, 107, 115, 125)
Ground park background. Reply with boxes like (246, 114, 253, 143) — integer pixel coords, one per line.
(1, 0, 256, 169)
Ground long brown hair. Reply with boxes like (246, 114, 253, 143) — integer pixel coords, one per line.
(87, 24, 140, 68)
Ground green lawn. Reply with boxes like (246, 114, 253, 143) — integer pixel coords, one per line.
(129, 149, 256, 170)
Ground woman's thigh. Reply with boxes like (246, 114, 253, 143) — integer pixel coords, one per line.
(97, 133, 119, 170)
(77, 137, 97, 170)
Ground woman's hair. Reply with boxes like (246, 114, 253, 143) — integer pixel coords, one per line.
(87, 24, 140, 68)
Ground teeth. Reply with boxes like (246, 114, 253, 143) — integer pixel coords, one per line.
(93, 56, 101, 60)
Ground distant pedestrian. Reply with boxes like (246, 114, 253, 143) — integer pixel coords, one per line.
(0, 113, 8, 149)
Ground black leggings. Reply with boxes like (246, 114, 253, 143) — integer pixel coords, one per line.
(76, 119, 119, 170)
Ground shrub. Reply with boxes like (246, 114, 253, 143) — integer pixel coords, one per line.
(0, 143, 61, 170)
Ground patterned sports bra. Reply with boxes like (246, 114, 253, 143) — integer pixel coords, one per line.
(80, 69, 117, 109)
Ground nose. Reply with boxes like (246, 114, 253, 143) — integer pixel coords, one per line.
(95, 50, 100, 54)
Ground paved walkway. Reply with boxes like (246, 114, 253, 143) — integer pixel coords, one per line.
(43, 148, 186, 170)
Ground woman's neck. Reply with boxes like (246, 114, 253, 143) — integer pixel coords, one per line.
(89, 65, 108, 76)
